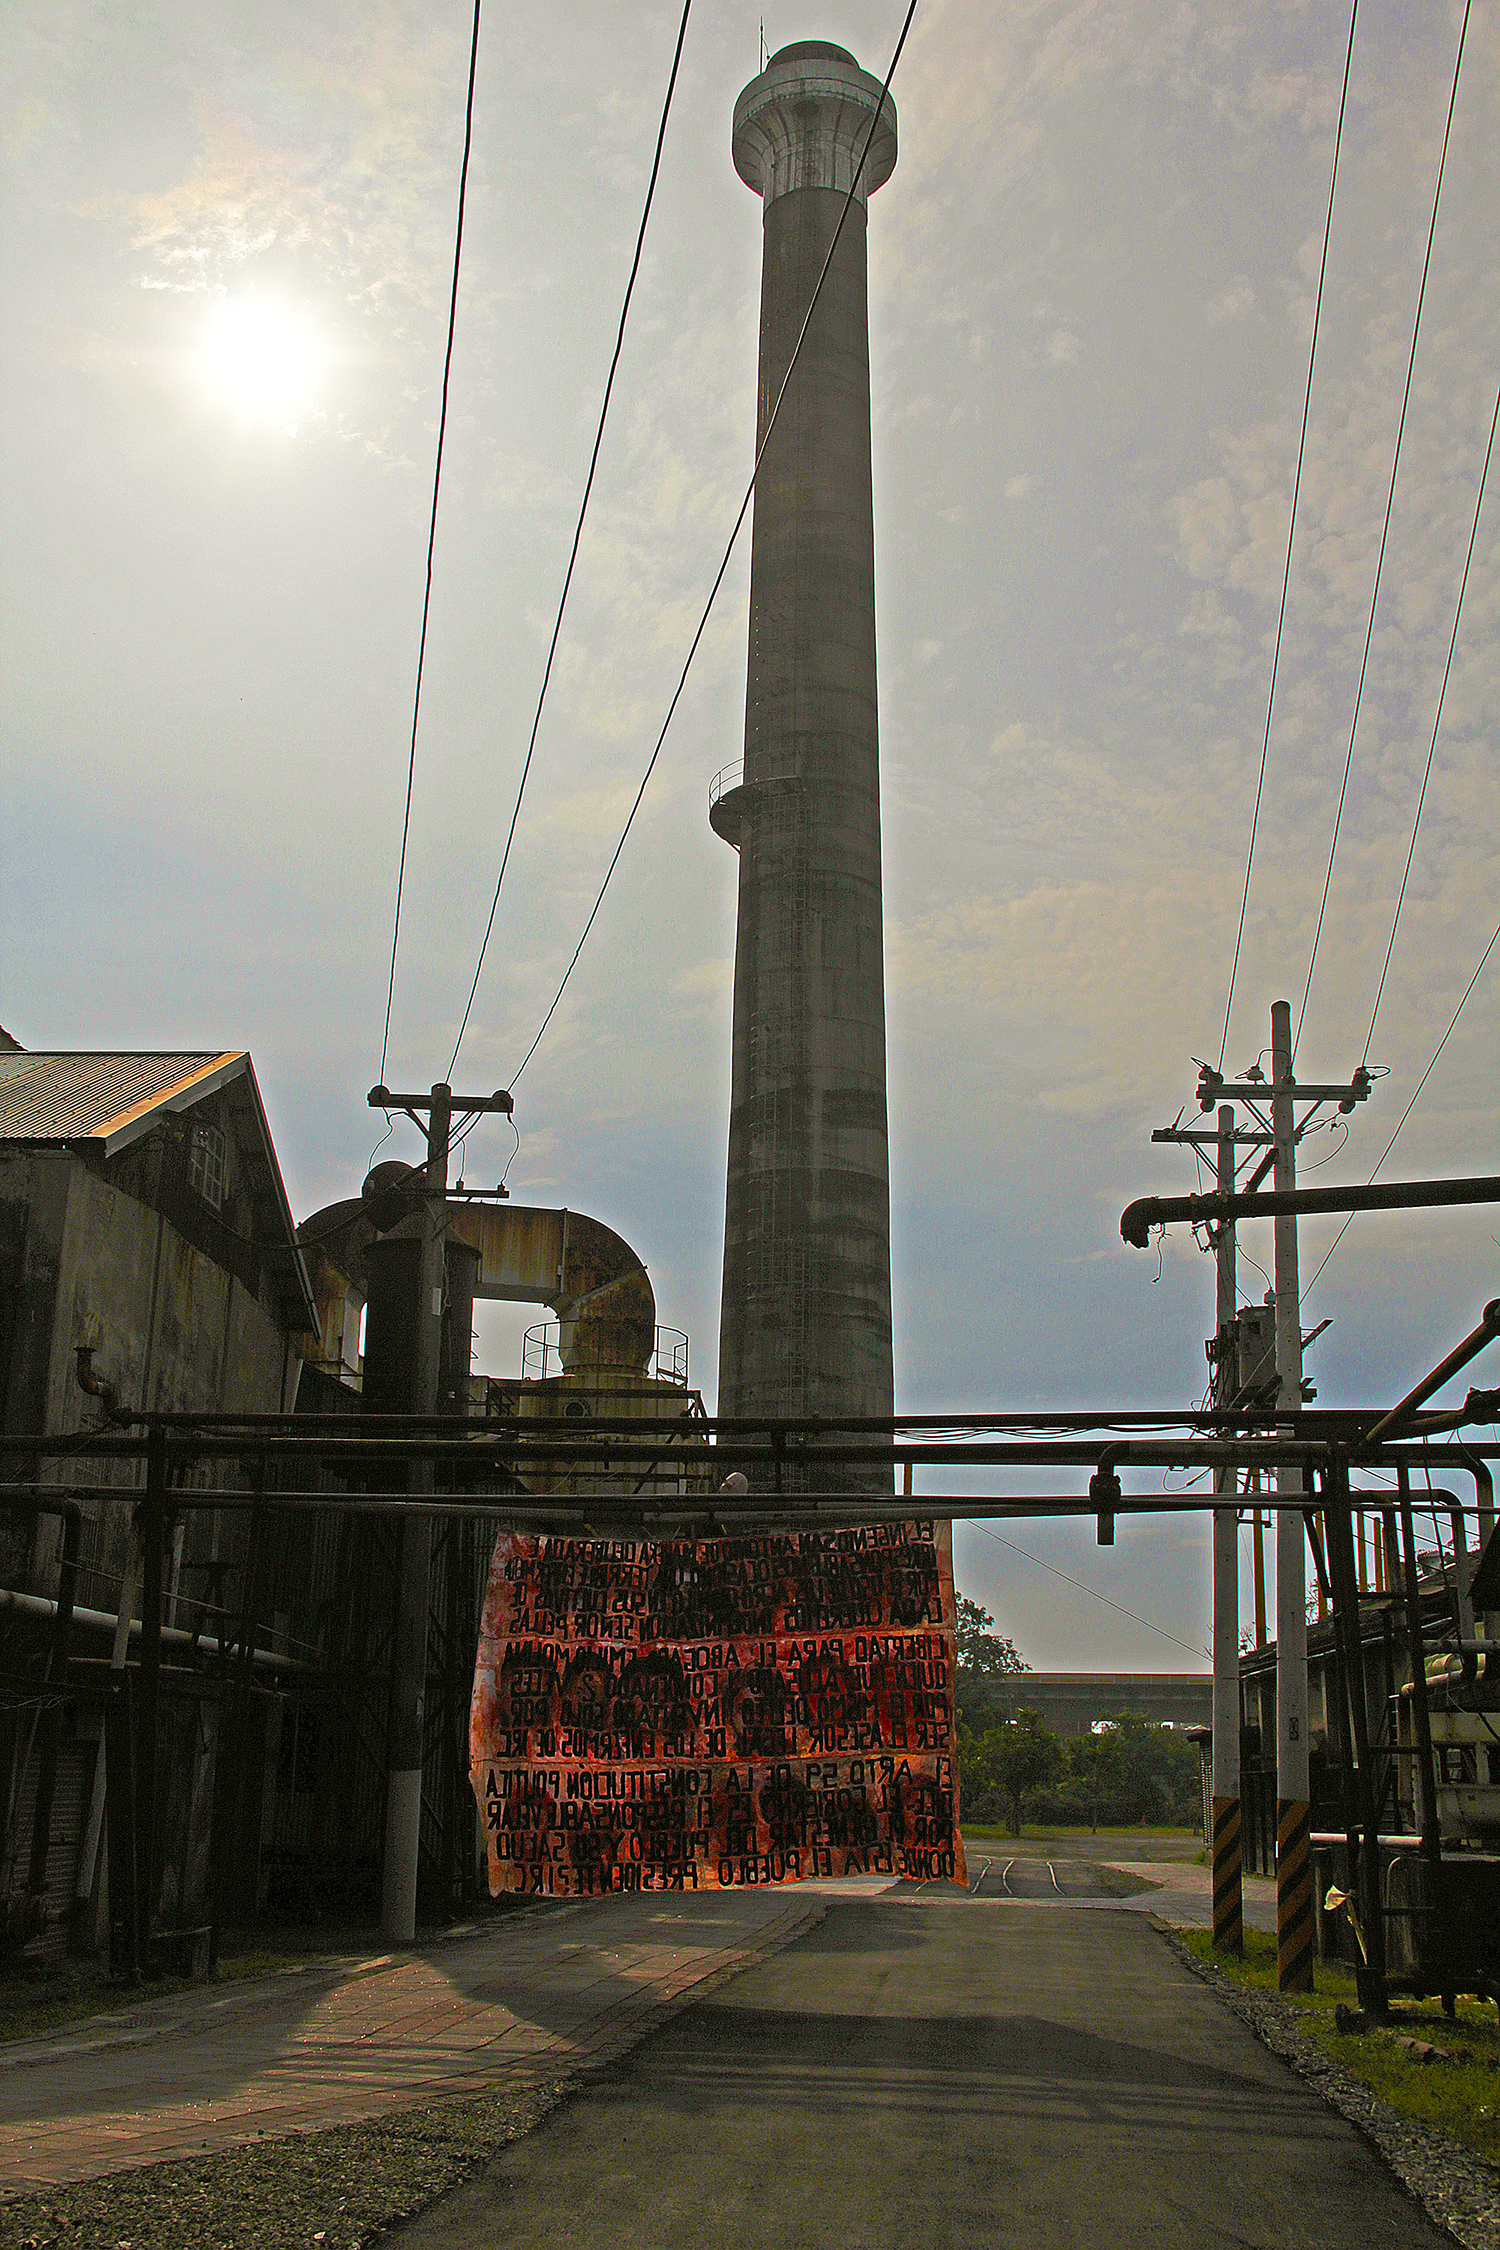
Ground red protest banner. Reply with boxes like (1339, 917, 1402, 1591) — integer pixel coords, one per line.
(469, 1521, 966, 1897)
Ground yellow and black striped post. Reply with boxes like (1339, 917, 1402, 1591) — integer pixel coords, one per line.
(1276, 1797, 1314, 1990)
(1211, 1795, 1242, 1952)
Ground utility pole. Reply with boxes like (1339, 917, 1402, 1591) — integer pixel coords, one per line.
(1149, 1020, 1372, 1987)
(1151, 1105, 1270, 1951)
(1269, 999, 1313, 1993)
(1211, 1106, 1242, 1951)
(365, 1079, 511, 1942)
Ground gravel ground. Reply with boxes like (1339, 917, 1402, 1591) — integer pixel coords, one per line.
(1159, 1924, 1500, 2250)
(0, 2074, 567, 2250)
(0, 1900, 825, 2249)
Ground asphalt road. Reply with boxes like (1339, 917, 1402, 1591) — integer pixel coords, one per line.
(390, 1889, 1445, 2250)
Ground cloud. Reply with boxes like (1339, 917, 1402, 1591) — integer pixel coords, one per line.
(6, 0, 1497, 1671)
(1169, 475, 1239, 579)
(1207, 276, 1254, 326)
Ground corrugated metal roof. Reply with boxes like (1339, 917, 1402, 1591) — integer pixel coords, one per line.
(0, 1051, 317, 1334)
(0, 1053, 232, 1143)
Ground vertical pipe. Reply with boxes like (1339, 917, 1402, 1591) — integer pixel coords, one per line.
(1320, 1467, 1361, 1947)
(135, 1426, 166, 1969)
(1448, 1502, 1474, 1641)
(1211, 1105, 1242, 1951)
(381, 1083, 448, 1942)
(1397, 1465, 1443, 1978)
(25, 1503, 80, 1913)
(1253, 1497, 1267, 1647)
(1379, 1605, 1398, 1830)
(104, 1672, 138, 1980)
(209, 1459, 264, 1971)
(75, 1525, 141, 1931)
(1325, 1466, 1387, 2012)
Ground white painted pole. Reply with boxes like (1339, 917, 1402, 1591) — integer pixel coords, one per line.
(1271, 998, 1312, 1989)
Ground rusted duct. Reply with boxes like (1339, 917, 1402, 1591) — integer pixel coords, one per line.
(74, 1345, 125, 1423)
(296, 1200, 656, 1379)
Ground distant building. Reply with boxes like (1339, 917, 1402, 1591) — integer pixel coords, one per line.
(981, 1671, 1211, 1739)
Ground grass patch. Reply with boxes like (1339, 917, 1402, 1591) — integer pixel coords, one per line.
(1178, 1924, 1500, 2165)
(963, 1823, 1199, 1841)
(1094, 1864, 1159, 1897)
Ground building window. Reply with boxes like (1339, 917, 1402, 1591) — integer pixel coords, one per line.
(189, 1123, 227, 1210)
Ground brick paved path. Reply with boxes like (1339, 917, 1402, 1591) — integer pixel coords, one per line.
(0, 1885, 858, 2193)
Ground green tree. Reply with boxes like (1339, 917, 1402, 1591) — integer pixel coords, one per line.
(1067, 1729, 1118, 1834)
(984, 1707, 1065, 1836)
(956, 1597, 1027, 1678)
(1069, 1711, 1202, 1829)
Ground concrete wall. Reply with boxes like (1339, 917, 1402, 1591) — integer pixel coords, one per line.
(0, 1106, 301, 1958)
(1, 1135, 294, 1609)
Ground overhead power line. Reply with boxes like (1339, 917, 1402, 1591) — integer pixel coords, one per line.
(965, 1520, 1211, 1662)
(378, 0, 485, 1089)
(1303, 913, 1500, 1300)
(1363, 381, 1498, 1066)
(505, 0, 919, 1091)
(1218, 0, 1359, 1074)
(1295, 0, 1473, 1063)
(447, 0, 695, 1080)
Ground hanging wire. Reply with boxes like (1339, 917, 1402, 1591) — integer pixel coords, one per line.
(1363, 380, 1498, 1065)
(1218, 0, 1359, 1072)
(1300, 1117, 1349, 1171)
(377, 0, 485, 1090)
(504, 1, 918, 1090)
(1294, 0, 1473, 1063)
(965, 1520, 1211, 1660)
(447, 0, 695, 1078)
(1303, 912, 1499, 1299)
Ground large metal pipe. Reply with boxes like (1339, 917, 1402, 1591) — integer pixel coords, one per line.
(1121, 1175, 1500, 1249)
(298, 1199, 658, 1381)
(1365, 1303, 1500, 1443)
(716, 43, 898, 1467)
(0, 1584, 313, 1668)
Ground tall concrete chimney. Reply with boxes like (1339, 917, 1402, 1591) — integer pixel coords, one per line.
(713, 42, 897, 1464)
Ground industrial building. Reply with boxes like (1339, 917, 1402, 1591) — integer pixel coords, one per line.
(1221, 1531, 1499, 1872)
(0, 1046, 314, 1956)
(0, 1037, 704, 1961)
(1185, 1507, 1500, 1993)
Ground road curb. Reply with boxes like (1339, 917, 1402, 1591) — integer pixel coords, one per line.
(1156, 1921, 1500, 2250)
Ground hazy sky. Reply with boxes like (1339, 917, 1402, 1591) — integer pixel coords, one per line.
(4, 2, 1496, 1671)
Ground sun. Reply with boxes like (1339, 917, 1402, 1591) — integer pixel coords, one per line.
(201, 295, 322, 425)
